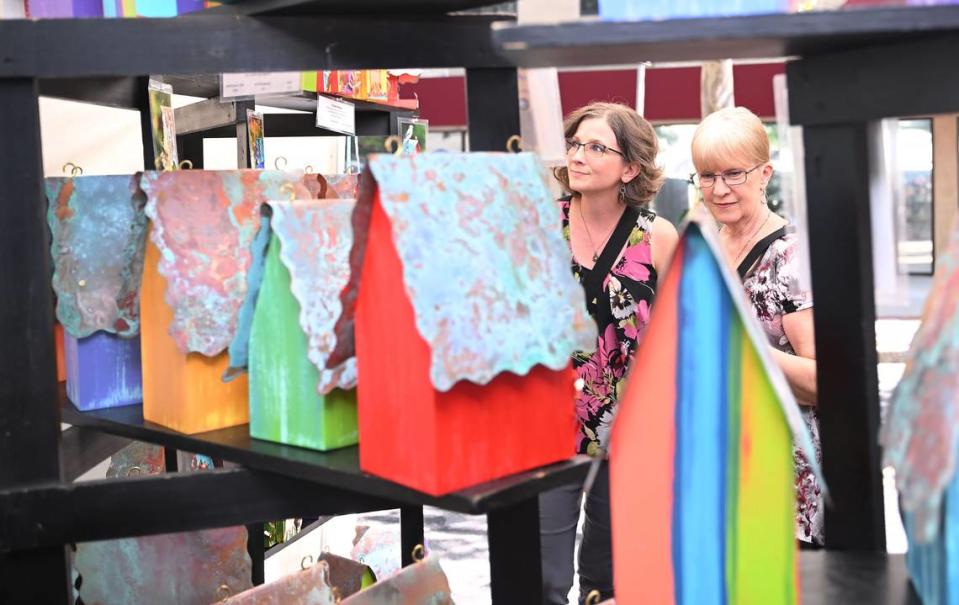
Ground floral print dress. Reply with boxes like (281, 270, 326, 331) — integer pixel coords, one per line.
(741, 231, 824, 546)
(560, 199, 658, 457)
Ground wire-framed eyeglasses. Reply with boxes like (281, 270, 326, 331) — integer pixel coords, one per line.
(689, 164, 763, 188)
(565, 138, 626, 160)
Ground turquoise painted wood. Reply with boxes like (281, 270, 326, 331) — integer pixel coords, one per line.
(248, 234, 358, 451)
(906, 467, 959, 605)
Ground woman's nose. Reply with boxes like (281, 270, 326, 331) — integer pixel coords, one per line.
(712, 177, 731, 195)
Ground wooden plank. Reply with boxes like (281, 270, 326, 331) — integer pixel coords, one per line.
(802, 122, 886, 550)
(493, 5, 959, 67)
(174, 98, 240, 136)
(60, 427, 130, 482)
(201, 0, 509, 16)
(39, 76, 139, 108)
(0, 15, 512, 79)
(487, 498, 542, 604)
(465, 67, 519, 151)
(0, 76, 70, 605)
(400, 506, 424, 567)
(0, 467, 399, 551)
(788, 33, 959, 126)
(60, 395, 592, 515)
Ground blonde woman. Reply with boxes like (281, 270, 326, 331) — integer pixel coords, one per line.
(540, 102, 678, 604)
(690, 106, 822, 546)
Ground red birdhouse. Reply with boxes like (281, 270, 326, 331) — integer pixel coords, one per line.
(341, 153, 596, 496)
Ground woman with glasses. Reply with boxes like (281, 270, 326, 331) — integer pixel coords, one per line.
(690, 106, 822, 547)
(540, 102, 678, 604)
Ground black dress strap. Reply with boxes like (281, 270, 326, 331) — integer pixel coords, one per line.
(583, 205, 640, 321)
(737, 226, 787, 280)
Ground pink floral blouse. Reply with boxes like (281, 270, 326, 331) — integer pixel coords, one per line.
(560, 199, 658, 457)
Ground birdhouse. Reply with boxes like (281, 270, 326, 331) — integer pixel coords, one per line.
(883, 215, 959, 605)
(340, 553, 453, 605)
(218, 558, 337, 605)
(46, 174, 146, 411)
(138, 170, 326, 434)
(75, 444, 251, 605)
(608, 219, 820, 605)
(344, 152, 596, 496)
(227, 196, 358, 451)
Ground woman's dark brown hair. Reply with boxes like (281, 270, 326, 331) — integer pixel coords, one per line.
(554, 102, 664, 208)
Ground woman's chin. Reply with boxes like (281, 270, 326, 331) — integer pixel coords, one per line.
(570, 181, 616, 197)
(708, 202, 741, 223)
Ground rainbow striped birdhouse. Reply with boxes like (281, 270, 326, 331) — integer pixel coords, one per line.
(608, 217, 820, 605)
(882, 215, 959, 605)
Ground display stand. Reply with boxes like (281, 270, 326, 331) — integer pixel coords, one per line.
(0, 6, 534, 604)
(3, 4, 957, 603)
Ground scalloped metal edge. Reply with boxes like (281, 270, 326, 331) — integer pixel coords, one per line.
(46, 174, 147, 339)
(139, 170, 327, 356)
(364, 152, 597, 392)
(270, 199, 357, 394)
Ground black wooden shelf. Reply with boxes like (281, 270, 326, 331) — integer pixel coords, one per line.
(492, 5, 959, 66)
(60, 391, 592, 515)
(0, 14, 513, 79)
(162, 75, 416, 113)
(60, 426, 131, 482)
(201, 0, 511, 17)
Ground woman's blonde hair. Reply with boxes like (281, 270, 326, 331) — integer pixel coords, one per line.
(691, 106, 770, 173)
(554, 102, 663, 208)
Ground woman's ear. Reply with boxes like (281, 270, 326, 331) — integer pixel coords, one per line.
(761, 162, 774, 185)
(622, 162, 641, 183)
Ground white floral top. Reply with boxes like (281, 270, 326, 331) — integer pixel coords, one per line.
(742, 231, 823, 545)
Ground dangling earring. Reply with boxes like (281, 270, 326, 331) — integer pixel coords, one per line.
(619, 183, 627, 201)
(760, 182, 768, 205)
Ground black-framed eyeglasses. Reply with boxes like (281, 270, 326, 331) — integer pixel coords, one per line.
(565, 138, 626, 160)
(688, 164, 763, 188)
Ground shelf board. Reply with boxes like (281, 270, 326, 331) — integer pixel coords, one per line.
(201, 0, 511, 17)
(60, 426, 131, 482)
(0, 14, 513, 79)
(164, 75, 418, 114)
(60, 390, 591, 515)
(492, 5, 959, 67)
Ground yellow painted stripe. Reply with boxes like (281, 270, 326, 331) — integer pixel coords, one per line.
(730, 321, 797, 605)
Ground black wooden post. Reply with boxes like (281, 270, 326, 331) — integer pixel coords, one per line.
(0, 77, 72, 603)
(802, 122, 886, 551)
(465, 68, 520, 153)
(246, 523, 266, 585)
(400, 505, 425, 567)
(465, 64, 537, 602)
(487, 498, 543, 604)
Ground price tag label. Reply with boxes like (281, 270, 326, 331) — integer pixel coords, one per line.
(315, 94, 356, 136)
(220, 72, 301, 101)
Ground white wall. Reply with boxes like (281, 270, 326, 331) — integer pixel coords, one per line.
(39, 98, 145, 176)
(39, 96, 348, 176)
